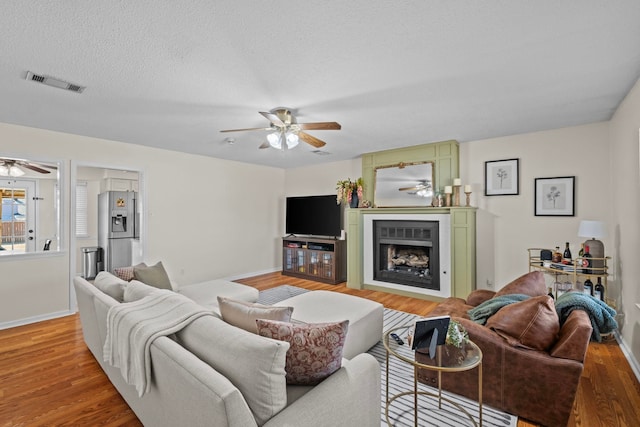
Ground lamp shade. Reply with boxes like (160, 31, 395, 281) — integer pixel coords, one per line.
(9, 165, 25, 177)
(0, 164, 25, 177)
(286, 132, 299, 149)
(578, 220, 606, 239)
(267, 132, 282, 149)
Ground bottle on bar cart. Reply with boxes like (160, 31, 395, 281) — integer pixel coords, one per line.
(563, 242, 572, 262)
(594, 277, 605, 301)
(582, 245, 592, 274)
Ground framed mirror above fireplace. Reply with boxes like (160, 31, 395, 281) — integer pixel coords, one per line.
(374, 162, 434, 207)
(360, 140, 460, 206)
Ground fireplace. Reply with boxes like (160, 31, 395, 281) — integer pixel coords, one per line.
(373, 220, 440, 290)
(362, 213, 451, 299)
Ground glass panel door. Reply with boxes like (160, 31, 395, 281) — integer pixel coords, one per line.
(1, 179, 36, 253)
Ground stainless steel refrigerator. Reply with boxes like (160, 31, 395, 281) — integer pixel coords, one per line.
(98, 191, 139, 272)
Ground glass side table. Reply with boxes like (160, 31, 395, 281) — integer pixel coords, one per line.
(383, 325, 483, 427)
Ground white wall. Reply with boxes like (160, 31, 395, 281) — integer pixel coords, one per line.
(0, 122, 284, 325)
(285, 158, 361, 196)
(461, 122, 611, 290)
(609, 76, 640, 371)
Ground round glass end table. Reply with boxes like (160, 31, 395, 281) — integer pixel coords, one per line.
(383, 325, 483, 427)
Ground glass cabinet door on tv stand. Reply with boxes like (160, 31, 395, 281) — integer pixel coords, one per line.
(527, 248, 612, 306)
(282, 236, 346, 284)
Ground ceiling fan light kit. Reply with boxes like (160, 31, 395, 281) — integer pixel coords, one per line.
(266, 130, 299, 150)
(266, 132, 282, 149)
(220, 108, 340, 151)
(0, 164, 25, 177)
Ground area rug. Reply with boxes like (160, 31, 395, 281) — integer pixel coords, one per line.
(257, 285, 518, 427)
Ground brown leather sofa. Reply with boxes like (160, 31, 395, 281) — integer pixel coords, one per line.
(417, 271, 592, 427)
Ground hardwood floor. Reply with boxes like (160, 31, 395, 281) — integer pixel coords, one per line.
(1, 272, 638, 426)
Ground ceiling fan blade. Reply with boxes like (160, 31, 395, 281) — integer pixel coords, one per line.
(399, 183, 428, 191)
(220, 127, 271, 133)
(36, 163, 57, 170)
(258, 142, 271, 149)
(18, 162, 51, 174)
(297, 122, 341, 131)
(259, 111, 286, 127)
(298, 131, 326, 148)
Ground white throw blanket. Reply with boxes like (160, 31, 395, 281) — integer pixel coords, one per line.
(103, 290, 213, 397)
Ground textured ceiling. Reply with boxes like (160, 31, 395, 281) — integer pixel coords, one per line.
(1, 1, 639, 169)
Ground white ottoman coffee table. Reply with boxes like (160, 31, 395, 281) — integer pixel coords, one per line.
(178, 279, 259, 312)
(276, 290, 384, 359)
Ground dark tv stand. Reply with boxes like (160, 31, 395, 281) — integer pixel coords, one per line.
(282, 236, 346, 284)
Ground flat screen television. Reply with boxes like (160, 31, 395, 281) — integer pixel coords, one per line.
(285, 195, 341, 238)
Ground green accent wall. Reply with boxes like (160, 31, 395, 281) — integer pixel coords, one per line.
(348, 140, 475, 302)
(361, 140, 460, 204)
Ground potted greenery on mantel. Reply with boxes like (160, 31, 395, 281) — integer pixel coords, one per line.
(336, 177, 364, 208)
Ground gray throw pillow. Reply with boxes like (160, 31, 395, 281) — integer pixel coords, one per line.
(93, 271, 127, 302)
(133, 261, 173, 290)
(123, 280, 162, 302)
(217, 296, 293, 333)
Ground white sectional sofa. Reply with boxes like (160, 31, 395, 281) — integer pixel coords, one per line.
(74, 274, 382, 427)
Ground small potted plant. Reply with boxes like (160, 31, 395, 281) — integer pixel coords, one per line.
(444, 319, 470, 363)
(336, 177, 364, 208)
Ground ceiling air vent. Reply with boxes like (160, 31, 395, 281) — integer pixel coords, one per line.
(312, 150, 331, 156)
(25, 71, 86, 93)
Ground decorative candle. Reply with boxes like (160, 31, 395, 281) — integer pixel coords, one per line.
(444, 186, 452, 194)
(453, 178, 461, 186)
(464, 184, 472, 193)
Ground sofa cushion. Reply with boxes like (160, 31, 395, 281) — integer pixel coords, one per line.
(93, 271, 127, 302)
(485, 295, 559, 351)
(256, 319, 349, 386)
(178, 280, 259, 312)
(493, 271, 547, 299)
(430, 297, 472, 319)
(133, 261, 173, 290)
(175, 316, 289, 426)
(466, 289, 497, 307)
(217, 296, 293, 333)
(114, 266, 136, 281)
(124, 280, 163, 302)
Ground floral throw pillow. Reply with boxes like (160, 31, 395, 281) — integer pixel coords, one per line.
(256, 319, 349, 385)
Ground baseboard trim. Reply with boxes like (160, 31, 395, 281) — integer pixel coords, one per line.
(0, 310, 76, 331)
(615, 331, 640, 383)
(222, 267, 281, 282)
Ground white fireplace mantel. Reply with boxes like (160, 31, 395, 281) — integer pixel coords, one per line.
(346, 207, 476, 302)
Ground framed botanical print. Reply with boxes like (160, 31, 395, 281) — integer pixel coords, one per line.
(535, 176, 575, 216)
(485, 158, 519, 196)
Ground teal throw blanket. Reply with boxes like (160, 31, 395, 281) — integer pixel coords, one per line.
(555, 292, 618, 342)
(467, 294, 531, 325)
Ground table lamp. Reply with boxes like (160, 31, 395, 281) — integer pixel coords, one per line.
(578, 220, 606, 270)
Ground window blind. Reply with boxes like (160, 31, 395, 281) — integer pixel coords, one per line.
(76, 182, 88, 237)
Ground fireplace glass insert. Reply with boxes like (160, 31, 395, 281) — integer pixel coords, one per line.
(373, 220, 440, 290)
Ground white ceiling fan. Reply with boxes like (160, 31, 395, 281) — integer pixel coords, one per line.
(220, 108, 341, 150)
